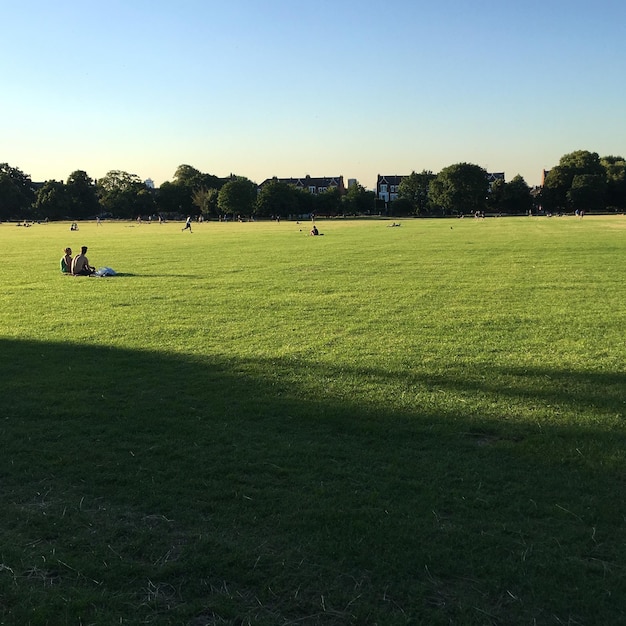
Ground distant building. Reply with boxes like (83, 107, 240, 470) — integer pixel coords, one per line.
(376, 174, 405, 204)
(258, 175, 345, 195)
(145, 178, 155, 189)
(486, 172, 505, 187)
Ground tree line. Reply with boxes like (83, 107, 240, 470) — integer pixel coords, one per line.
(1, 150, 624, 221)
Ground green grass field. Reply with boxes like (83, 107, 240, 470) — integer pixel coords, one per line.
(1, 216, 625, 625)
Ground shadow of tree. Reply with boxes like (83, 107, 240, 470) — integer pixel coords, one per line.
(1, 339, 624, 624)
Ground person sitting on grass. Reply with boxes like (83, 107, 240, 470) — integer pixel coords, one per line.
(60, 247, 72, 273)
(310, 224, 319, 236)
(71, 246, 96, 276)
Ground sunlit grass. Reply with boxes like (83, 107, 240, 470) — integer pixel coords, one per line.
(1, 215, 625, 624)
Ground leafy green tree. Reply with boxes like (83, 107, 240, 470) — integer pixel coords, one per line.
(486, 178, 506, 212)
(217, 177, 257, 217)
(34, 180, 69, 220)
(542, 150, 605, 213)
(314, 186, 342, 216)
(156, 180, 191, 215)
(429, 163, 488, 215)
(398, 170, 435, 215)
(256, 179, 300, 218)
(541, 167, 570, 212)
(294, 186, 315, 217)
(0, 163, 35, 220)
(493, 175, 533, 214)
(342, 181, 376, 215)
(389, 198, 414, 216)
(601, 156, 626, 210)
(66, 170, 100, 219)
(567, 174, 606, 212)
(193, 187, 219, 219)
(173, 164, 203, 186)
(505, 175, 533, 214)
(158, 165, 226, 216)
(97, 170, 154, 219)
(174, 164, 223, 191)
(559, 150, 604, 175)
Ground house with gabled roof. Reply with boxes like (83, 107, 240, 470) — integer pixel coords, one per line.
(376, 174, 406, 205)
(487, 172, 505, 187)
(258, 175, 345, 195)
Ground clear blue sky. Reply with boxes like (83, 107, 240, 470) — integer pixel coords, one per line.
(2, 0, 625, 188)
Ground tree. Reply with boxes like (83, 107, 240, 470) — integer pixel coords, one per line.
(217, 177, 257, 217)
(0, 163, 35, 220)
(33, 180, 69, 220)
(429, 163, 488, 215)
(66, 170, 100, 219)
(542, 150, 605, 213)
(489, 175, 533, 215)
(255, 179, 300, 218)
(397, 170, 435, 215)
(159, 165, 226, 217)
(173, 164, 203, 186)
(342, 181, 376, 215)
(601, 156, 626, 211)
(314, 186, 342, 216)
(559, 150, 604, 176)
(193, 187, 219, 219)
(97, 170, 154, 219)
(156, 180, 191, 216)
(487, 178, 506, 213)
(388, 198, 414, 216)
(567, 174, 606, 212)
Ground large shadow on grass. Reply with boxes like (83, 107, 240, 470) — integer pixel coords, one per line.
(1, 338, 625, 625)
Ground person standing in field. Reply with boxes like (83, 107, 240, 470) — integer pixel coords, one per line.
(182, 216, 193, 233)
(71, 246, 96, 275)
(60, 247, 72, 273)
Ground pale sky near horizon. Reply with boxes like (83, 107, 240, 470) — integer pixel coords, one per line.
(2, 0, 625, 189)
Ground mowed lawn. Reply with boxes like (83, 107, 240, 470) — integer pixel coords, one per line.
(1, 216, 625, 625)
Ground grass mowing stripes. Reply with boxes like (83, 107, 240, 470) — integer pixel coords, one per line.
(0, 216, 625, 624)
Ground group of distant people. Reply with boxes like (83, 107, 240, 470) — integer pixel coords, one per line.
(60, 246, 96, 276)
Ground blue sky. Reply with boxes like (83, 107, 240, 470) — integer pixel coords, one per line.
(2, 0, 625, 188)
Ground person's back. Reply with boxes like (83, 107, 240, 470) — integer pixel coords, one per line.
(72, 253, 86, 275)
(60, 247, 72, 273)
(72, 246, 94, 275)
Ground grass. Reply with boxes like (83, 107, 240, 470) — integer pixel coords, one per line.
(0, 215, 625, 624)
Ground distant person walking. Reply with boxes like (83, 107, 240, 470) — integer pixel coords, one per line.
(182, 216, 193, 233)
